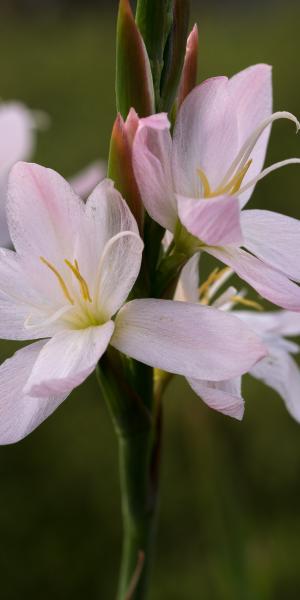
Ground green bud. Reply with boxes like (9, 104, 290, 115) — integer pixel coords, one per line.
(136, 0, 174, 108)
(159, 0, 190, 112)
(116, 0, 155, 118)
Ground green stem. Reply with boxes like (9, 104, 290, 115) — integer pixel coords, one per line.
(97, 352, 161, 600)
(117, 425, 161, 600)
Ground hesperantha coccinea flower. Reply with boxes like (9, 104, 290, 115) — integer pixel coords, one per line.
(175, 253, 300, 422)
(0, 161, 267, 444)
(132, 64, 300, 311)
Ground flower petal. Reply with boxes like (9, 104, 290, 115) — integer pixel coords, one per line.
(228, 64, 272, 206)
(0, 166, 12, 248)
(172, 77, 239, 196)
(242, 209, 300, 282)
(187, 377, 244, 420)
(174, 252, 200, 302)
(111, 299, 266, 381)
(0, 341, 68, 444)
(0, 248, 54, 340)
(82, 178, 139, 279)
(250, 346, 300, 423)
(95, 231, 144, 320)
(24, 322, 114, 397)
(7, 162, 84, 262)
(132, 114, 177, 231)
(207, 246, 300, 311)
(85, 178, 138, 239)
(69, 161, 106, 198)
(177, 194, 243, 246)
(0, 102, 36, 169)
(235, 310, 300, 338)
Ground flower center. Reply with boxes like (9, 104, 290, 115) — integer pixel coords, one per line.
(197, 159, 252, 199)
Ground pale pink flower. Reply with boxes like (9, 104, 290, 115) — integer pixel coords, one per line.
(133, 64, 300, 311)
(0, 162, 265, 443)
(175, 255, 300, 422)
(0, 102, 37, 247)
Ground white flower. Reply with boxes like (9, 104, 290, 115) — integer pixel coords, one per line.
(0, 162, 265, 443)
(175, 254, 300, 422)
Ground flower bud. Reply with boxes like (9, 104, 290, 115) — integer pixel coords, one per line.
(178, 24, 199, 108)
(159, 0, 190, 112)
(108, 109, 144, 233)
(116, 0, 155, 119)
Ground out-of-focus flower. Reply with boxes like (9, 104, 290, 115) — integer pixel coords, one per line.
(175, 254, 300, 422)
(133, 64, 300, 311)
(0, 100, 106, 248)
(0, 102, 37, 247)
(0, 162, 265, 443)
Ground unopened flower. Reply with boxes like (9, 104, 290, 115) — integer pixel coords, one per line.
(0, 162, 265, 443)
(133, 64, 300, 311)
(175, 254, 300, 422)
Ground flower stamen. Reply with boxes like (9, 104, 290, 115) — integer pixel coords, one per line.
(64, 259, 92, 303)
(199, 266, 231, 304)
(230, 295, 263, 311)
(40, 256, 74, 305)
(197, 160, 252, 198)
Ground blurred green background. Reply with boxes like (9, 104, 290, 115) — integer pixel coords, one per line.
(1, 1, 300, 598)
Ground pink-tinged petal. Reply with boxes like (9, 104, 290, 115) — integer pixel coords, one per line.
(0, 341, 68, 444)
(0, 248, 55, 340)
(0, 167, 11, 247)
(82, 178, 139, 279)
(172, 77, 239, 196)
(7, 162, 84, 262)
(24, 322, 114, 397)
(111, 299, 266, 381)
(242, 209, 300, 282)
(235, 310, 300, 338)
(177, 194, 243, 246)
(174, 252, 200, 302)
(187, 377, 244, 420)
(207, 246, 300, 311)
(85, 178, 138, 244)
(96, 231, 143, 320)
(0, 102, 36, 168)
(228, 64, 272, 207)
(132, 114, 177, 231)
(250, 346, 300, 423)
(69, 161, 106, 198)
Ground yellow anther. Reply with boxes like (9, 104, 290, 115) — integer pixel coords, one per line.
(199, 268, 219, 298)
(40, 257, 74, 305)
(64, 259, 92, 303)
(199, 266, 231, 302)
(197, 168, 212, 197)
(197, 160, 253, 198)
(230, 295, 263, 311)
(228, 159, 253, 195)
